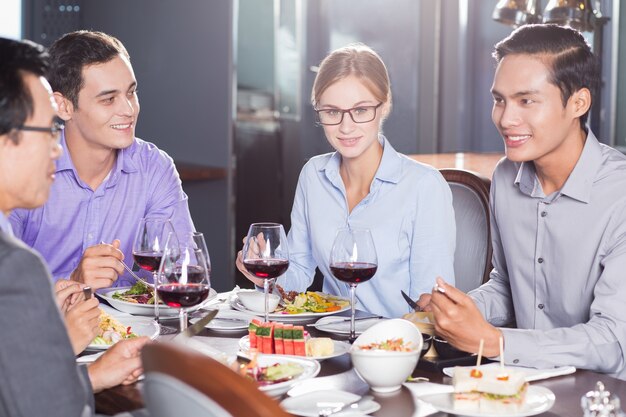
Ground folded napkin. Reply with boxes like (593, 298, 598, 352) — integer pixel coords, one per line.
(403, 382, 454, 417)
(443, 362, 576, 381)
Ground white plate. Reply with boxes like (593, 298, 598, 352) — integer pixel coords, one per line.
(86, 316, 160, 351)
(97, 286, 217, 316)
(443, 363, 577, 382)
(281, 390, 381, 417)
(189, 309, 260, 332)
(418, 385, 555, 417)
(252, 355, 321, 397)
(238, 335, 350, 361)
(230, 293, 350, 322)
(311, 316, 388, 336)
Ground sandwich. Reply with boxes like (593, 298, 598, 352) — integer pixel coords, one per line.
(452, 366, 528, 413)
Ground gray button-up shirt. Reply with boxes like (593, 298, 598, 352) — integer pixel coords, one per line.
(470, 131, 626, 380)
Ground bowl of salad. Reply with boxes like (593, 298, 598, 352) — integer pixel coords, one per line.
(350, 318, 423, 392)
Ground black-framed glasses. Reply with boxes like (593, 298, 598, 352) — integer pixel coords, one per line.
(315, 102, 383, 126)
(16, 116, 64, 143)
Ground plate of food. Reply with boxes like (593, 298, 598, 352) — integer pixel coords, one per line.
(310, 315, 387, 336)
(97, 281, 217, 316)
(418, 366, 555, 417)
(237, 354, 321, 397)
(231, 289, 350, 322)
(86, 309, 159, 351)
(239, 331, 350, 361)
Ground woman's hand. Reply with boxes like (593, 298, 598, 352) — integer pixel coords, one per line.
(235, 235, 266, 287)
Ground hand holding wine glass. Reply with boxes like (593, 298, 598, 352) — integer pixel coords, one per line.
(329, 228, 378, 342)
(157, 231, 211, 331)
(242, 223, 289, 322)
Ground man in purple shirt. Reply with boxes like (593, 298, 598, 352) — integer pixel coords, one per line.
(9, 30, 194, 289)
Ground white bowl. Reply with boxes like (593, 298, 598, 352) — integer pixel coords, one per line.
(236, 290, 280, 314)
(350, 318, 423, 393)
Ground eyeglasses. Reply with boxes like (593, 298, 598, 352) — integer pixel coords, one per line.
(315, 102, 383, 126)
(16, 116, 64, 144)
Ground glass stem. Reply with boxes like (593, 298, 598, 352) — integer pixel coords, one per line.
(153, 272, 160, 323)
(349, 284, 357, 342)
(179, 308, 187, 331)
(263, 278, 270, 322)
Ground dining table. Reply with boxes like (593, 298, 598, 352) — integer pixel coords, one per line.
(93, 291, 626, 417)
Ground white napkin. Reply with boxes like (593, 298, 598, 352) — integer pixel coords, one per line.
(443, 362, 576, 381)
(403, 382, 454, 417)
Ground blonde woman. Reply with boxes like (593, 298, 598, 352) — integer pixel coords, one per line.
(238, 44, 455, 317)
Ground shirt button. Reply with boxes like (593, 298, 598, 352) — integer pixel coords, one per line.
(538, 304, 544, 309)
(541, 211, 547, 217)
(87, 233, 93, 239)
(538, 257, 544, 263)
(513, 359, 519, 364)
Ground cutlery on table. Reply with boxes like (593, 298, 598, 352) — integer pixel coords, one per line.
(317, 395, 373, 416)
(401, 290, 422, 312)
(172, 309, 218, 342)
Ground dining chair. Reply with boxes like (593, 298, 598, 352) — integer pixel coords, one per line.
(440, 168, 493, 292)
(141, 342, 291, 417)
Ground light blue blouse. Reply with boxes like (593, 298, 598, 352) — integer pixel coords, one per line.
(277, 136, 456, 318)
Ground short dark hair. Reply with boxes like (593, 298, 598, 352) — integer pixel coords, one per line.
(0, 37, 49, 140)
(493, 24, 598, 127)
(48, 30, 130, 107)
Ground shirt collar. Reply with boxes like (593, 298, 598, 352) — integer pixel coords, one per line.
(0, 211, 14, 237)
(514, 130, 603, 203)
(321, 135, 402, 184)
(55, 131, 140, 178)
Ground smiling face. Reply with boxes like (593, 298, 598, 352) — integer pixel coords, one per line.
(63, 54, 139, 151)
(0, 74, 62, 213)
(491, 54, 588, 166)
(317, 76, 388, 161)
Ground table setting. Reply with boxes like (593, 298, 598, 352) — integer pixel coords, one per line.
(88, 223, 626, 417)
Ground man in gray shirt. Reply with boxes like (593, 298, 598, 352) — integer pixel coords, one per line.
(426, 24, 626, 380)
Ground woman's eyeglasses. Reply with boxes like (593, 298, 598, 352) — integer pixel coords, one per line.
(315, 102, 383, 126)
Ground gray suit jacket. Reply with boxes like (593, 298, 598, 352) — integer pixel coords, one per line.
(0, 231, 149, 417)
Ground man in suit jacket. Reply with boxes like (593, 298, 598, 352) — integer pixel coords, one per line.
(0, 37, 149, 417)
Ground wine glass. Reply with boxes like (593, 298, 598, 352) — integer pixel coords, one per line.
(157, 231, 212, 331)
(132, 218, 176, 325)
(242, 223, 289, 322)
(329, 228, 378, 342)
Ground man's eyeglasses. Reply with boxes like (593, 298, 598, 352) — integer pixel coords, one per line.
(16, 116, 64, 144)
(315, 102, 383, 126)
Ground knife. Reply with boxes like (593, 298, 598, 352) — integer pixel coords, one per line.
(401, 290, 421, 312)
(172, 309, 218, 342)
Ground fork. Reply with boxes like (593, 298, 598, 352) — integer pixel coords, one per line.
(317, 395, 372, 417)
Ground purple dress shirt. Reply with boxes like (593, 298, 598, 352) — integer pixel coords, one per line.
(9, 133, 195, 287)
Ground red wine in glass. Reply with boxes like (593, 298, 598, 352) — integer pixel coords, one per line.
(133, 251, 163, 272)
(243, 259, 289, 279)
(157, 283, 210, 308)
(330, 262, 377, 284)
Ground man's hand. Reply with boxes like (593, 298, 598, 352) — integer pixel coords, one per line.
(70, 240, 124, 289)
(55, 279, 87, 313)
(64, 296, 101, 355)
(430, 277, 502, 357)
(87, 337, 150, 393)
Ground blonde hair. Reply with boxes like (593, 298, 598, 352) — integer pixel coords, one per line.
(311, 43, 392, 114)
